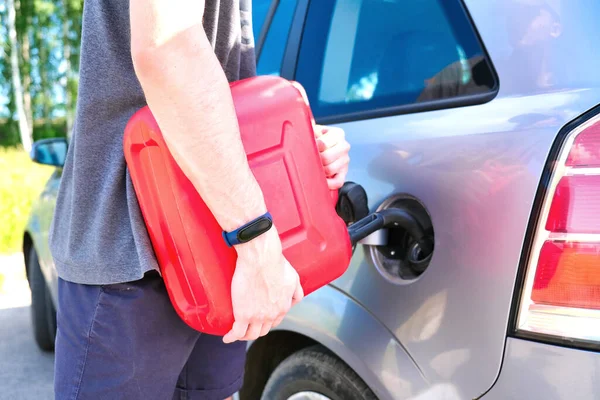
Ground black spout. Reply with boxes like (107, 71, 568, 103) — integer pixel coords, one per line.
(348, 208, 433, 255)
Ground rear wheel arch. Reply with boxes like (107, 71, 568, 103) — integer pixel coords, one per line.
(240, 330, 318, 399)
(262, 344, 378, 400)
(238, 282, 423, 400)
(241, 329, 381, 400)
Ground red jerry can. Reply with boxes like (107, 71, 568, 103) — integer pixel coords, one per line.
(123, 76, 353, 335)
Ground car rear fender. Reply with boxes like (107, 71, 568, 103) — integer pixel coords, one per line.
(274, 284, 430, 400)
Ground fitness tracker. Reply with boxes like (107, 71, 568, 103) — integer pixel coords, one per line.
(222, 212, 274, 247)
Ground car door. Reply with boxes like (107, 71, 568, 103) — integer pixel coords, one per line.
(32, 167, 62, 303)
(267, 0, 600, 398)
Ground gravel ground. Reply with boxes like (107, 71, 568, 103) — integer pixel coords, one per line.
(0, 253, 54, 400)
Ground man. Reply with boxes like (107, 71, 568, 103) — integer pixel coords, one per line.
(49, 1, 351, 399)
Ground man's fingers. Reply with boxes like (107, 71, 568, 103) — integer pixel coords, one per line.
(320, 140, 351, 166)
(260, 322, 273, 337)
(327, 171, 347, 190)
(316, 126, 345, 152)
(273, 315, 285, 328)
(323, 155, 350, 178)
(242, 323, 263, 341)
(233, 320, 249, 337)
(222, 332, 237, 344)
(314, 124, 326, 138)
(222, 320, 249, 343)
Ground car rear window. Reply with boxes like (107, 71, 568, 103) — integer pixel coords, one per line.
(295, 0, 498, 121)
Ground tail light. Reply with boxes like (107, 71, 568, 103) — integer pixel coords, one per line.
(516, 114, 600, 346)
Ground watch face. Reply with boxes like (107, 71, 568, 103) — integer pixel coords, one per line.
(237, 216, 273, 243)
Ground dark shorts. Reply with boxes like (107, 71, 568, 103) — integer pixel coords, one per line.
(54, 271, 246, 400)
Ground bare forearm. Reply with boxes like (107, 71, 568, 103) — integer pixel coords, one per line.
(130, 0, 267, 233)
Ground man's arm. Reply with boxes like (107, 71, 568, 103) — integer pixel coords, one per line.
(130, 0, 266, 232)
(130, 0, 302, 342)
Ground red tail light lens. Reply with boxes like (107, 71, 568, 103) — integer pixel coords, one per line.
(532, 241, 600, 309)
(545, 175, 600, 233)
(566, 123, 600, 167)
(517, 116, 600, 345)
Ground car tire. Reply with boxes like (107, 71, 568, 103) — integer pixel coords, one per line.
(28, 247, 57, 352)
(261, 345, 377, 400)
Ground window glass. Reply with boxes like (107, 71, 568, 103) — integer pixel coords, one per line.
(296, 0, 497, 119)
(252, 0, 272, 43)
(257, 0, 298, 76)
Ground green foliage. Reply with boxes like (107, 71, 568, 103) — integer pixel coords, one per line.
(0, 0, 83, 146)
(0, 146, 53, 254)
(0, 117, 66, 147)
(33, 118, 67, 141)
(0, 121, 20, 147)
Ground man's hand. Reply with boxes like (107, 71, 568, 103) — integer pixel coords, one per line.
(315, 125, 351, 190)
(223, 229, 303, 344)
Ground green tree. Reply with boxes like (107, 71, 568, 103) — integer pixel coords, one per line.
(60, 0, 83, 139)
(1, 0, 83, 147)
(17, 0, 34, 134)
(32, 0, 59, 136)
(6, 0, 32, 151)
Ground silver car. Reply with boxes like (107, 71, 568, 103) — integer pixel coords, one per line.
(24, 0, 600, 399)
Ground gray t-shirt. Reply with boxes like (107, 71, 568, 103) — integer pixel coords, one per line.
(49, 0, 257, 285)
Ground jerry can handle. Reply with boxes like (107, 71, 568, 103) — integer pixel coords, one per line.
(348, 208, 432, 254)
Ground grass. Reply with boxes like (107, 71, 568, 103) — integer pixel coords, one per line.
(0, 147, 54, 254)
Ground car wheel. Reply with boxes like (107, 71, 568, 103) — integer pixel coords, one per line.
(28, 247, 57, 352)
(261, 345, 377, 400)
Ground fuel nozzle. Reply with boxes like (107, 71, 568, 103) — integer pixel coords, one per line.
(348, 208, 434, 258)
(336, 182, 434, 270)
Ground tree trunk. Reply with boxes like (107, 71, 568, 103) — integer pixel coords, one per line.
(62, 0, 74, 139)
(6, 0, 32, 151)
(38, 29, 52, 134)
(22, 34, 33, 135)
(15, 0, 34, 141)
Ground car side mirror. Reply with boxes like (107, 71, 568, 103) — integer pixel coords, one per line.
(30, 138, 68, 167)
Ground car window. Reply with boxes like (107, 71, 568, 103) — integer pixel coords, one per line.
(252, 0, 272, 44)
(295, 0, 497, 120)
(256, 0, 298, 76)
